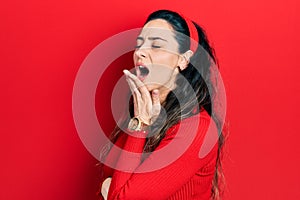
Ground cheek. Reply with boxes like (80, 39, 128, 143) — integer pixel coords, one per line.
(152, 52, 178, 68)
(146, 55, 179, 87)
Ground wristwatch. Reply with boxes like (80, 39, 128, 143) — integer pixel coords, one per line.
(128, 117, 147, 131)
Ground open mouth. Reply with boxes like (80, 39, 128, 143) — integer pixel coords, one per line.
(136, 64, 150, 81)
(139, 65, 149, 76)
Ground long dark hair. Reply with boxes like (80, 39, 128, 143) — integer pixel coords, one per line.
(101, 9, 226, 200)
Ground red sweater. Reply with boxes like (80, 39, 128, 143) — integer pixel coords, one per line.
(100, 110, 219, 200)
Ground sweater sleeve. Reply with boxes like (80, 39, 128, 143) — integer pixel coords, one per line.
(107, 112, 218, 200)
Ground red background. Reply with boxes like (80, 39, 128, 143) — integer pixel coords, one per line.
(1, 0, 299, 199)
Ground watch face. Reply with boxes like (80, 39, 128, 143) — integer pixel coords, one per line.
(128, 117, 139, 130)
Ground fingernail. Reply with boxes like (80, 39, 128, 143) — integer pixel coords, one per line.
(123, 69, 130, 75)
(153, 89, 159, 95)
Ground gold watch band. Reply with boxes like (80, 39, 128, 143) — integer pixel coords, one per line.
(128, 117, 148, 131)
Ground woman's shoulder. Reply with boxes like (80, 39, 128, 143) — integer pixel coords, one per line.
(183, 109, 211, 122)
(172, 109, 214, 132)
(164, 109, 218, 156)
(158, 108, 218, 162)
(163, 109, 215, 142)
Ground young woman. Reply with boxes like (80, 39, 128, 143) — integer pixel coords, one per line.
(99, 9, 225, 200)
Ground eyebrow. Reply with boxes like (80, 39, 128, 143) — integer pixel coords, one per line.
(136, 36, 167, 42)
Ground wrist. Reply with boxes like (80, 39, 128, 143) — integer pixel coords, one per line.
(128, 116, 149, 131)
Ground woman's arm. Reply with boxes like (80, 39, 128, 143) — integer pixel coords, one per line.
(108, 112, 218, 200)
(99, 132, 128, 199)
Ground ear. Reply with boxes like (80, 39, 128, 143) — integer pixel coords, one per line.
(177, 50, 194, 71)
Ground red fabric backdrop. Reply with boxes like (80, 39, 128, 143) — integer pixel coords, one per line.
(1, 0, 299, 199)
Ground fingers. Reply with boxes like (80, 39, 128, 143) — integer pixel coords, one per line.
(123, 69, 161, 126)
(125, 76, 140, 117)
(126, 76, 141, 98)
(123, 70, 150, 99)
(123, 70, 141, 86)
(101, 177, 112, 200)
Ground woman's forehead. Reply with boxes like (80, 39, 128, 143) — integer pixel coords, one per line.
(144, 19, 174, 30)
(139, 19, 175, 39)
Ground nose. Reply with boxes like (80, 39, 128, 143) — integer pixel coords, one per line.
(134, 47, 147, 58)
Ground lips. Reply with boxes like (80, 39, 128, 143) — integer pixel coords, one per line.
(135, 63, 150, 81)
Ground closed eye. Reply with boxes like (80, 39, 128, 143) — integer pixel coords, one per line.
(135, 37, 144, 48)
(135, 36, 166, 49)
(152, 45, 161, 48)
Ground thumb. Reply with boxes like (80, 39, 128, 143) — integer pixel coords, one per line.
(151, 89, 160, 106)
(151, 90, 161, 120)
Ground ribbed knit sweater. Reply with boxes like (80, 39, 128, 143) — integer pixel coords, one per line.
(100, 110, 219, 200)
